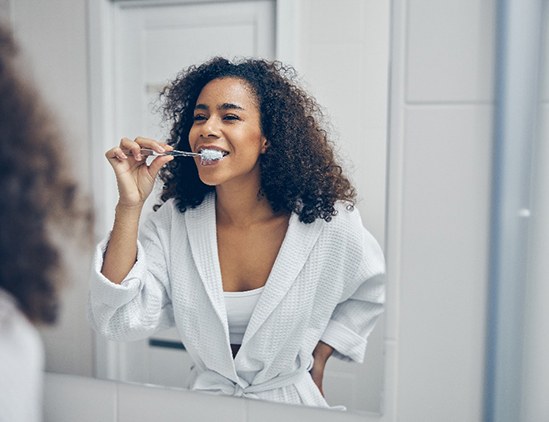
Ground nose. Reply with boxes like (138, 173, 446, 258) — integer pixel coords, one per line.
(199, 116, 221, 139)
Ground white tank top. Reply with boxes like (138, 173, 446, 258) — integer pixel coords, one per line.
(224, 286, 264, 345)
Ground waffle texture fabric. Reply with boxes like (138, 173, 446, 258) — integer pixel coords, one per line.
(88, 194, 385, 408)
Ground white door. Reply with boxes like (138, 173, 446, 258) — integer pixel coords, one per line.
(110, 0, 275, 387)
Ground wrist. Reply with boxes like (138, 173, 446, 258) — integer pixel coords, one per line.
(115, 201, 144, 213)
(313, 341, 334, 360)
(114, 202, 143, 223)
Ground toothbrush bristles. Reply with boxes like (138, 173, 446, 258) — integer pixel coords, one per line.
(200, 149, 224, 161)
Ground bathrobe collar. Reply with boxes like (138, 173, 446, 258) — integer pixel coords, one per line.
(184, 194, 324, 357)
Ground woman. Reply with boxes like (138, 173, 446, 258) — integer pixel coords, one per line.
(88, 57, 385, 408)
(0, 24, 86, 421)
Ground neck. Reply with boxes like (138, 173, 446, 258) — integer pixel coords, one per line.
(215, 183, 276, 227)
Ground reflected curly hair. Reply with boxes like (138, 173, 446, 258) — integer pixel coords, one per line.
(157, 57, 355, 223)
(0, 24, 86, 324)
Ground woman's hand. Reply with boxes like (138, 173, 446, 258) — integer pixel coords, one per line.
(310, 341, 334, 396)
(106, 137, 174, 208)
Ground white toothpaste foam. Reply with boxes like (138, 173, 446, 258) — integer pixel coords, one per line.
(200, 149, 224, 161)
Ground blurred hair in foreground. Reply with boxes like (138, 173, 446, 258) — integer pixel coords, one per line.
(0, 22, 91, 325)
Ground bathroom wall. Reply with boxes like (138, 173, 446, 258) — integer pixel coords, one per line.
(287, 0, 390, 247)
(390, 0, 494, 420)
(8, 0, 506, 421)
(521, 5, 549, 421)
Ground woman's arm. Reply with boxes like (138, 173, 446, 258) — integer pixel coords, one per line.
(101, 203, 142, 284)
(101, 137, 173, 284)
(319, 210, 386, 363)
(88, 203, 176, 341)
(310, 340, 334, 396)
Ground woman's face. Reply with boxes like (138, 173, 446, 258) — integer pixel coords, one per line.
(189, 77, 267, 188)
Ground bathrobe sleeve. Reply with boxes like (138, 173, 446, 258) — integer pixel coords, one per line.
(320, 209, 386, 363)
(88, 204, 175, 341)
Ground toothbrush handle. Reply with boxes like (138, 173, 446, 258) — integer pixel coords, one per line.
(165, 150, 199, 157)
(124, 148, 198, 157)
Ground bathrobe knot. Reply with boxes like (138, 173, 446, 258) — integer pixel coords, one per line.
(192, 368, 308, 399)
(232, 384, 247, 398)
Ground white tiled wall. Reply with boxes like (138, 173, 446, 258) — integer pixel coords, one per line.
(294, 0, 390, 247)
(406, 0, 495, 103)
(398, 106, 491, 419)
(390, 0, 494, 420)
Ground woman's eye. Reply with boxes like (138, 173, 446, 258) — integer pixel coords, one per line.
(193, 114, 207, 121)
(224, 114, 240, 121)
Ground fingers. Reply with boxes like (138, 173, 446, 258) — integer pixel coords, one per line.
(105, 137, 137, 162)
(133, 136, 170, 155)
(106, 137, 172, 163)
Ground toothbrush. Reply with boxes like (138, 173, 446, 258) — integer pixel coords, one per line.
(126, 148, 225, 161)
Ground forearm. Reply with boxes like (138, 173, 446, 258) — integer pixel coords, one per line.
(101, 203, 143, 284)
(310, 340, 334, 396)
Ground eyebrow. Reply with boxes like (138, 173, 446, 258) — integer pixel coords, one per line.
(194, 103, 245, 111)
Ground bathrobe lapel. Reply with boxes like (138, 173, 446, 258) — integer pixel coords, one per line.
(241, 213, 324, 345)
(185, 194, 323, 378)
(184, 195, 237, 378)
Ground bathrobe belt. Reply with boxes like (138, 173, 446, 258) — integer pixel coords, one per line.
(192, 367, 309, 399)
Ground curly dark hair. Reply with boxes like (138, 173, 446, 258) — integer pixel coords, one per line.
(157, 57, 356, 223)
(0, 24, 87, 324)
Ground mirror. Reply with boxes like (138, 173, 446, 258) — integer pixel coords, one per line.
(10, 0, 390, 415)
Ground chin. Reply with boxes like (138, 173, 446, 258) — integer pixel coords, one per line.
(199, 179, 219, 187)
(198, 174, 222, 187)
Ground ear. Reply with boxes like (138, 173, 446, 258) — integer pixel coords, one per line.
(260, 137, 268, 154)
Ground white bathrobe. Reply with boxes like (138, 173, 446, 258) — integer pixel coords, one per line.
(0, 289, 44, 422)
(88, 194, 385, 408)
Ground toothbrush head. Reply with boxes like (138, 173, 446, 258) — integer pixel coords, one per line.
(199, 149, 225, 161)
